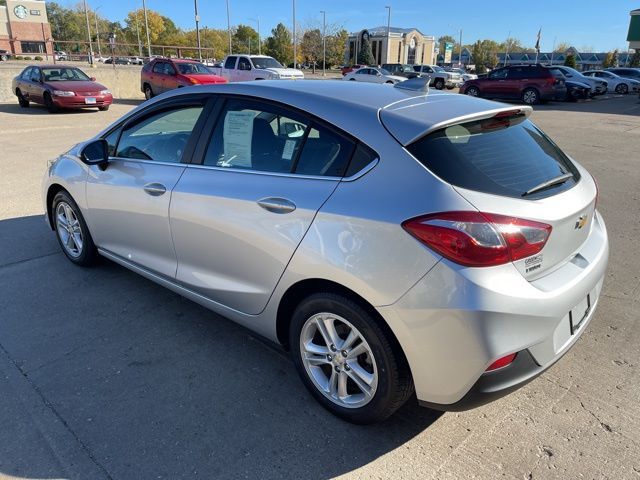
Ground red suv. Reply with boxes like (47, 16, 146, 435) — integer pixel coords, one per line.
(460, 65, 566, 104)
(141, 58, 227, 100)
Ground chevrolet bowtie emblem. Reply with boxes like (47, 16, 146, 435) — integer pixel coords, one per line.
(574, 214, 588, 230)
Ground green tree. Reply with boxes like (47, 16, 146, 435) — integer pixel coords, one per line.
(357, 34, 375, 65)
(471, 39, 499, 72)
(564, 53, 577, 68)
(630, 50, 640, 68)
(46, 2, 86, 41)
(437, 35, 457, 55)
(264, 23, 293, 65)
(602, 49, 618, 68)
(232, 24, 260, 54)
(301, 28, 322, 66)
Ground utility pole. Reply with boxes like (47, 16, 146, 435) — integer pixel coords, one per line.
(458, 28, 462, 68)
(385, 6, 391, 63)
(292, 0, 296, 68)
(82, 0, 94, 64)
(194, 0, 202, 61)
(134, 12, 142, 57)
(226, 0, 232, 54)
(504, 30, 511, 67)
(142, 0, 152, 58)
(249, 17, 261, 55)
(321, 10, 326, 76)
(94, 6, 102, 60)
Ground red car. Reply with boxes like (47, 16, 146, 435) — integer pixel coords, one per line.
(141, 58, 227, 99)
(460, 65, 566, 105)
(13, 65, 113, 112)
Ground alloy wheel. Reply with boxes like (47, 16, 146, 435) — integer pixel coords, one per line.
(299, 312, 378, 409)
(522, 89, 538, 104)
(56, 202, 83, 258)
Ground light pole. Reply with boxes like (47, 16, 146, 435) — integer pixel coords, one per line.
(385, 6, 391, 63)
(226, 0, 232, 54)
(82, 0, 94, 64)
(134, 9, 142, 57)
(249, 17, 261, 55)
(142, 0, 152, 58)
(94, 6, 102, 60)
(194, 0, 202, 61)
(320, 10, 326, 76)
(292, 0, 296, 68)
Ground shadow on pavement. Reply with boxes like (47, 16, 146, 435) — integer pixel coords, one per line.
(0, 215, 442, 480)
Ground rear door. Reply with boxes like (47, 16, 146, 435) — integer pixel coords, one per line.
(223, 56, 238, 81)
(151, 61, 168, 93)
(170, 95, 357, 314)
(86, 95, 212, 278)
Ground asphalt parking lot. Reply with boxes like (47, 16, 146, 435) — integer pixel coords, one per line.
(0, 94, 639, 480)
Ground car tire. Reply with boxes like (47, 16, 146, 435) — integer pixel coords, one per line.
(446, 85, 455, 90)
(44, 92, 59, 113)
(349, 78, 356, 81)
(465, 85, 480, 97)
(16, 89, 29, 108)
(52, 191, 98, 266)
(289, 292, 414, 424)
(521, 87, 539, 105)
(98, 105, 110, 111)
(144, 84, 154, 100)
(385, 80, 394, 84)
(434, 78, 445, 90)
(615, 83, 628, 94)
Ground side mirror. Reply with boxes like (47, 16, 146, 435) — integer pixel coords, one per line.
(90, 76, 96, 81)
(81, 139, 109, 170)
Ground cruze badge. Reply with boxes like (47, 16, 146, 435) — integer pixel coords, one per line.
(574, 214, 588, 230)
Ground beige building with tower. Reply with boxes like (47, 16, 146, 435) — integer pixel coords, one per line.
(0, 0, 53, 55)
(346, 27, 436, 66)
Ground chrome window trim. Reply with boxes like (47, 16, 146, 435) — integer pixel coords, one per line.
(107, 156, 187, 167)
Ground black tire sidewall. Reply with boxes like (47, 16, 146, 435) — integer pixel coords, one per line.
(289, 293, 406, 424)
(52, 191, 97, 266)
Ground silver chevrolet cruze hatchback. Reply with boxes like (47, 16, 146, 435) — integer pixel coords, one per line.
(43, 81, 608, 424)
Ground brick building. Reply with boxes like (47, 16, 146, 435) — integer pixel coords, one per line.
(0, 0, 53, 55)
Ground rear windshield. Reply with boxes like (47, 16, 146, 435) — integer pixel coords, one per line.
(407, 117, 580, 199)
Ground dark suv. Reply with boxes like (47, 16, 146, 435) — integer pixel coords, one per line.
(381, 63, 421, 79)
(460, 65, 566, 104)
(605, 67, 640, 82)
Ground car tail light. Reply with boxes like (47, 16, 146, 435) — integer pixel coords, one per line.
(485, 353, 517, 372)
(402, 211, 552, 267)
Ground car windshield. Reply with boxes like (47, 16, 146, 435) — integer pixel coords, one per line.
(176, 62, 210, 74)
(251, 57, 283, 69)
(380, 68, 391, 75)
(42, 67, 91, 82)
(563, 67, 585, 77)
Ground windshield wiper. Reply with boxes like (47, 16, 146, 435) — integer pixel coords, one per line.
(522, 173, 574, 197)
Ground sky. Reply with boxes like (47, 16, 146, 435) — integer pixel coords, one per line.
(56, 0, 637, 52)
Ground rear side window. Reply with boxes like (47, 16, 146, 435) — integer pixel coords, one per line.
(407, 117, 580, 199)
(224, 56, 237, 69)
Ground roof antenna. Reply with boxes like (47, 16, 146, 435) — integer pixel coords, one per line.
(393, 76, 430, 95)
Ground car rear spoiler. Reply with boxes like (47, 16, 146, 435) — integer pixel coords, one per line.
(394, 77, 430, 93)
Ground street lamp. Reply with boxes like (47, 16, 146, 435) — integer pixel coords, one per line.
(82, 0, 94, 64)
(226, 0, 232, 54)
(385, 6, 391, 63)
(194, 0, 202, 61)
(449, 24, 463, 67)
(94, 5, 102, 60)
(320, 10, 326, 76)
(249, 17, 261, 55)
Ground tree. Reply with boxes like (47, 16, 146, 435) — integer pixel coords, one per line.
(564, 54, 577, 68)
(124, 9, 166, 44)
(233, 24, 260, 54)
(471, 39, 499, 73)
(437, 35, 457, 55)
(326, 28, 348, 68)
(630, 50, 640, 68)
(554, 41, 571, 53)
(357, 34, 375, 65)
(602, 49, 618, 68)
(300, 28, 322, 66)
(264, 23, 293, 65)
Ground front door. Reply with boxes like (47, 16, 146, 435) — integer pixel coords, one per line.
(484, 68, 510, 97)
(86, 97, 210, 278)
(170, 96, 356, 314)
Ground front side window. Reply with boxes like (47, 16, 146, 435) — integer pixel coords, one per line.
(30, 68, 41, 82)
(152, 62, 165, 74)
(203, 99, 355, 176)
(21, 67, 33, 79)
(116, 106, 204, 163)
(489, 69, 507, 79)
(237, 57, 252, 70)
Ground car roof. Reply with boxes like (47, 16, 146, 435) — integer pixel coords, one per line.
(138, 80, 524, 147)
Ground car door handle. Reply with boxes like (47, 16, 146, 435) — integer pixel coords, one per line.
(143, 182, 167, 196)
(257, 197, 296, 214)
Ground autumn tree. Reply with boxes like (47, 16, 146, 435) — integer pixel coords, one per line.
(630, 50, 640, 68)
(554, 41, 571, 53)
(264, 23, 293, 65)
(301, 28, 322, 67)
(602, 49, 618, 68)
(124, 9, 165, 45)
(471, 39, 499, 73)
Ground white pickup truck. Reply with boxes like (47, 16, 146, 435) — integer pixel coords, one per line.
(412, 65, 463, 90)
(210, 55, 305, 82)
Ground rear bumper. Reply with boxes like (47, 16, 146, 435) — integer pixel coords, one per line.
(378, 211, 609, 408)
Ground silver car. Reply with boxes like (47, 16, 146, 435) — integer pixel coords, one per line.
(43, 81, 609, 424)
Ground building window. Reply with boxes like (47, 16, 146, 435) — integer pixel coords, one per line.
(371, 41, 377, 65)
(21, 41, 45, 54)
(397, 42, 401, 63)
(349, 41, 355, 64)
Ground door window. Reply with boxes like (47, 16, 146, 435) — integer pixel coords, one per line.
(21, 67, 33, 79)
(203, 99, 355, 176)
(152, 62, 165, 74)
(116, 106, 204, 163)
(237, 57, 252, 70)
(30, 68, 41, 82)
(224, 56, 237, 69)
(489, 69, 508, 79)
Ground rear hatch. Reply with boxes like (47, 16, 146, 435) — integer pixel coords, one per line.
(381, 95, 597, 280)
